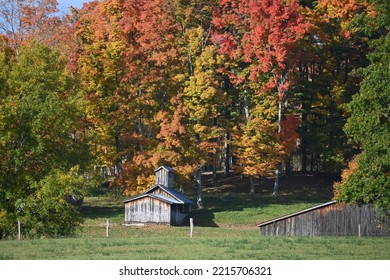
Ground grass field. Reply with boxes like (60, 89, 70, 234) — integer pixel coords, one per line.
(0, 173, 389, 260)
(1, 228, 389, 260)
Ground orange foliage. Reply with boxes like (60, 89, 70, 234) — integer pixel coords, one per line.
(213, 0, 310, 83)
(280, 114, 300, 157)
(333, 154, 359, 199)
(18, 0, 62, 45)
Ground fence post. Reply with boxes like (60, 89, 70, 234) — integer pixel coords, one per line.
(106, 219, 109, 238)
(190, 218, 194, 237)
(18, 220, 21, 240)
(358, 224, 361, 237)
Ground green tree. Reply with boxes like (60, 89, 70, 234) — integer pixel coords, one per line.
(335, 0, 390, 212)
(293, 0, 370, 173)
(0, 42, 93, 238)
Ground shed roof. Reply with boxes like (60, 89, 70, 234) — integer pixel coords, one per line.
(123, 184, 193, 205)
(154, 165, 174, 173)
(257, 200, 337, 227)
(153, 185, 193, 204)
(149, 194, 181, 204)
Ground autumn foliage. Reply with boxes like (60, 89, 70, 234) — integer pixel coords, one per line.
(1, 0, 389, 230)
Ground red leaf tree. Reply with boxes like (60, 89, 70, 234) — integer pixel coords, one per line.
(213, 0, 309, 194)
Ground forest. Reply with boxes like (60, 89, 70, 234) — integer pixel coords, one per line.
(0, 0, 389, 238)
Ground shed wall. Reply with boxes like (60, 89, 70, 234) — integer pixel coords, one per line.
(125, 197, 171, 224)
(259, 204, 389, 236)
(151, 188, 176, 200)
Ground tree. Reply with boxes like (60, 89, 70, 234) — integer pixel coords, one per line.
(74, 0, 127, 174)
(183, 44, 230, 206)
(74, 0, 226, 205)
(334, 0, 390, 213)
(213, 0, 308, 194)
(291, 0, 371, 174)
(17, 167, 87, 237)
(0, 42, 93, 238)
(0, 0, 22, 47)
(0, 0, 61, 49)
(118, 0, 224, 202)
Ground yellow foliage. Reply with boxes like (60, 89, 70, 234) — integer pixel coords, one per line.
(234, 113, 283, 177)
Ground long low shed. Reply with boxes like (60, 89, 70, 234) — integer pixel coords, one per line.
(258, 201, 389, 236)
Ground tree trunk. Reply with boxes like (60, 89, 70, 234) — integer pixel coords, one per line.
(277, 99, 282, 134)
(224, 132, 231, 177)
(243, 90, 250, 122)
(272, 165, 280, 196)
(273, 98, 283, 196)
(310, 153, 314, 172)
(249, 176, 255, 194)
(242, 89, 251, 186)
(301, 136, 307, 172)
(212, 151, 218, 184)
(285, 156, 292, 175)
(114, 135, 122, 176)
(195, 164, 204, 209)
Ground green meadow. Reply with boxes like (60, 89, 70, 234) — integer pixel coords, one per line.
(1, 175, 389, 260)
(1, 228, 389, 260)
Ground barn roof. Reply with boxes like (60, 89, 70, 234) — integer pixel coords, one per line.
(152, 185, 193, 204)
(257, 200, 337, 227)
(123, 184, 193, 205)
(149, 194, 181, 204)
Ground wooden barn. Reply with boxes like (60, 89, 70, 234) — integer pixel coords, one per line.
(258, 201, 389, 236)
(123, 166, 193, 226)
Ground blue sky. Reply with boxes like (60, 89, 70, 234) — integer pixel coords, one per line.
(57, 0, 91, 12)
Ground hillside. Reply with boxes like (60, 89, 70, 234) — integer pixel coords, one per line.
(85, 172, 336, 226)
(202, 172, 337, 199)
(79, 171, 337, 231)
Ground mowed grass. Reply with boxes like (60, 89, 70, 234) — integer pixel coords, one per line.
(0, 173, 389, 260)
(1, 227, 389, 260)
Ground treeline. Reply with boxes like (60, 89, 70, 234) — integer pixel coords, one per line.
(0, 0, 388, 237)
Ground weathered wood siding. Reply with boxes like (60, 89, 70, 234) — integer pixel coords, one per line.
(125, 197, 171, 224)
(155, 167, 174, 188)
(259, 203, 389, 236)
(151, 188, 176, 200)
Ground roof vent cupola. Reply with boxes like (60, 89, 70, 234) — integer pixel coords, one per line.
(155, 166, 174, 188)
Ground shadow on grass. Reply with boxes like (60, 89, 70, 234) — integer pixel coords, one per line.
(81, 205, 123, 220)
(80, 186, 125, 220)
(190, 172, 337, 227)
(187, 209, 218, 227)
(189, 193, 319, 227)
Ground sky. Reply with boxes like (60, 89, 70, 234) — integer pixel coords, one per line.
(57, 0, 91, 12)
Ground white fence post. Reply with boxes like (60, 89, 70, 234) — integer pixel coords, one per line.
(190, 218, 194, 237)
(18, 220, 21, 240)
(106, 219, 109, 238)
